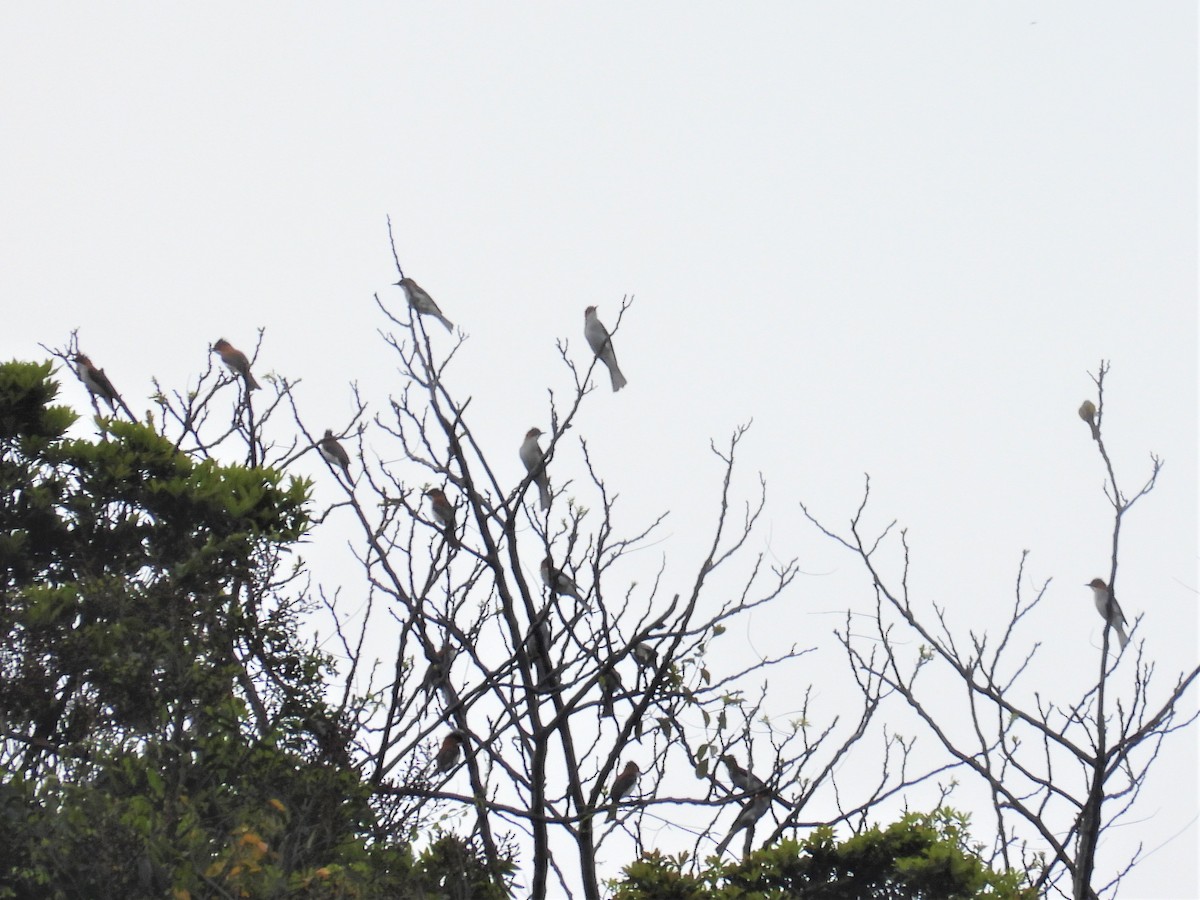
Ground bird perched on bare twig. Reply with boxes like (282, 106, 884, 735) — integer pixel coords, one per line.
(73, 353, 120, 411)
(519, 427, 551, 510)
(541, 557, 583, 602)
(395, 277, 454, 333)
(631, 642, 658, 669)
(424, 488, 460, 549)
(714, 789, 771, 856)
(721, 756, 767, 794)
(607, 761, 640, 821)
(420, 640, 455, 698)
(435, 731, 465, 773)
(524, 610, 556, 689)
(1087, 578, 1129, 649)
(598, 667, 624, 720)
(212, 338, 260, 391)
(1078, 400, 1100, 441)
(318, 430, 351, 477)
(585, 306, 627, 392)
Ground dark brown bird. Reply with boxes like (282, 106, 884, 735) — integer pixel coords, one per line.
(212, 338, 260, 391)
(420, 640, 454, 698)
(424, 488, 460, 549)
(396, 277, 454, 332)
(318, 430, 351, 476)
(607, 761, 640, 821)
(435, 732, 465, 773)
(721, 755, 766, 794)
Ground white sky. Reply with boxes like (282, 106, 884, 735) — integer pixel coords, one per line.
(2, 4, 1196, 898)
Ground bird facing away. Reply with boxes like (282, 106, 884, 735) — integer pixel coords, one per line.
(396, 277, 454, 333)
(524, 610, 556, 689)
(721, 756, 767, 794)
(714, 789, 771, 856)
(420, 640, 455, 698)
(435, 732, 465, 773)
(424, 488, 460, 548)
(212, 338, 260, 391)
(73, 353, 119, 410)
(541, 556, 583, 602)
(607, 761, 640, 821)
(1087, 578, 1129, 649)
(584, 306, 627, 392)
(1078, 400, 1100, 440)
(318, 430, 351, 476)
(519, 427, 551, 510)
(598, 667, 624, 720)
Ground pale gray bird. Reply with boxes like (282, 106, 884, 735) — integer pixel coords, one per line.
(1078, 400, 1100, 440)
(541, 556, 583, 602)
(519, 427, 551, 510)
(1087, 578, 1129, 649)
(396, 277, 454, 332)
(584, 305, 627, 391)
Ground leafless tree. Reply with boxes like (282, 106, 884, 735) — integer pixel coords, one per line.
(802, 361, 1199, 899)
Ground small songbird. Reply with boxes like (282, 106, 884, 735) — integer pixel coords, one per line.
(714, 789, 771, 856)
(395, 277, 454, 333)
(519, 427, 552, 510)
(424, 488, 460, 549)
(631, 641, 658, 669)
(73, 353, 119, 410)
(318, 430, 351, 476)
(421, 640, 455, 698)
(212, 338, 261, 391)
(598, 667, 624, 720)
(1078, 400, 1100, 441)
(584, 306, 627, 392)
(721, 756, 767, 794)
(435, 732, 465, 773)
(541, 557, 583, 601)
(1087, 578, 1129, 649)
(524, 610, 556, 689)
(607, 761, 640, 821)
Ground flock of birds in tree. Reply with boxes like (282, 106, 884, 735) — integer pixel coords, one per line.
(66, 278, 1132, 855)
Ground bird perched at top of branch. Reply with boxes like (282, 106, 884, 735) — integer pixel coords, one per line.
(607, 761, 640, 821)
(1087, 578, 1129, 649)
(541, 557, 583, 602)
(434, 731, 465, 773)
(318, 430, 351, 477)
(424, 488, 460, 549)
(714, 789, 771, 856)
(212, 338, 260, 391)
(1078, 400, 1100, 441)
(519, 427, 551, 510)
(395, 277, 454, 333)
(721, 756, 766, 794)
(584, 306, 627, 392)
(73, 353, 119, 411)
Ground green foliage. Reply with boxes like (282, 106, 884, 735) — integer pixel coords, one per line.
(0, 361, 513, 898)
(613, 809, 1034, 900)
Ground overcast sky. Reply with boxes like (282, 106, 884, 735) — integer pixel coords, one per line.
(2, 4, 1195, 897)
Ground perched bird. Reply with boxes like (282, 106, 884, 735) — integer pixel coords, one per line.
(435, 732, 465, 773)
(584, 306, 627, 392)
(541, 557, 583, 602)
(424, 488, 460, 549)
(318, 430, 351, 476)
(714, 789, 771, 856)
(73, 353, 119, 410)
(1078, 400, 1100, 441)
(607, 761, 640, 821)
(523, 611, 556, 689)
(631, 641, 658, 669)
(420, 640, 455, 698)
(396, 277, 454, 333)
(598, 667, 624, 720)
(212, 338, 260, 391)
(519, 427, 552, 510)
(721, 756, 767, 794)
(1087, 578, 1129, 649)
